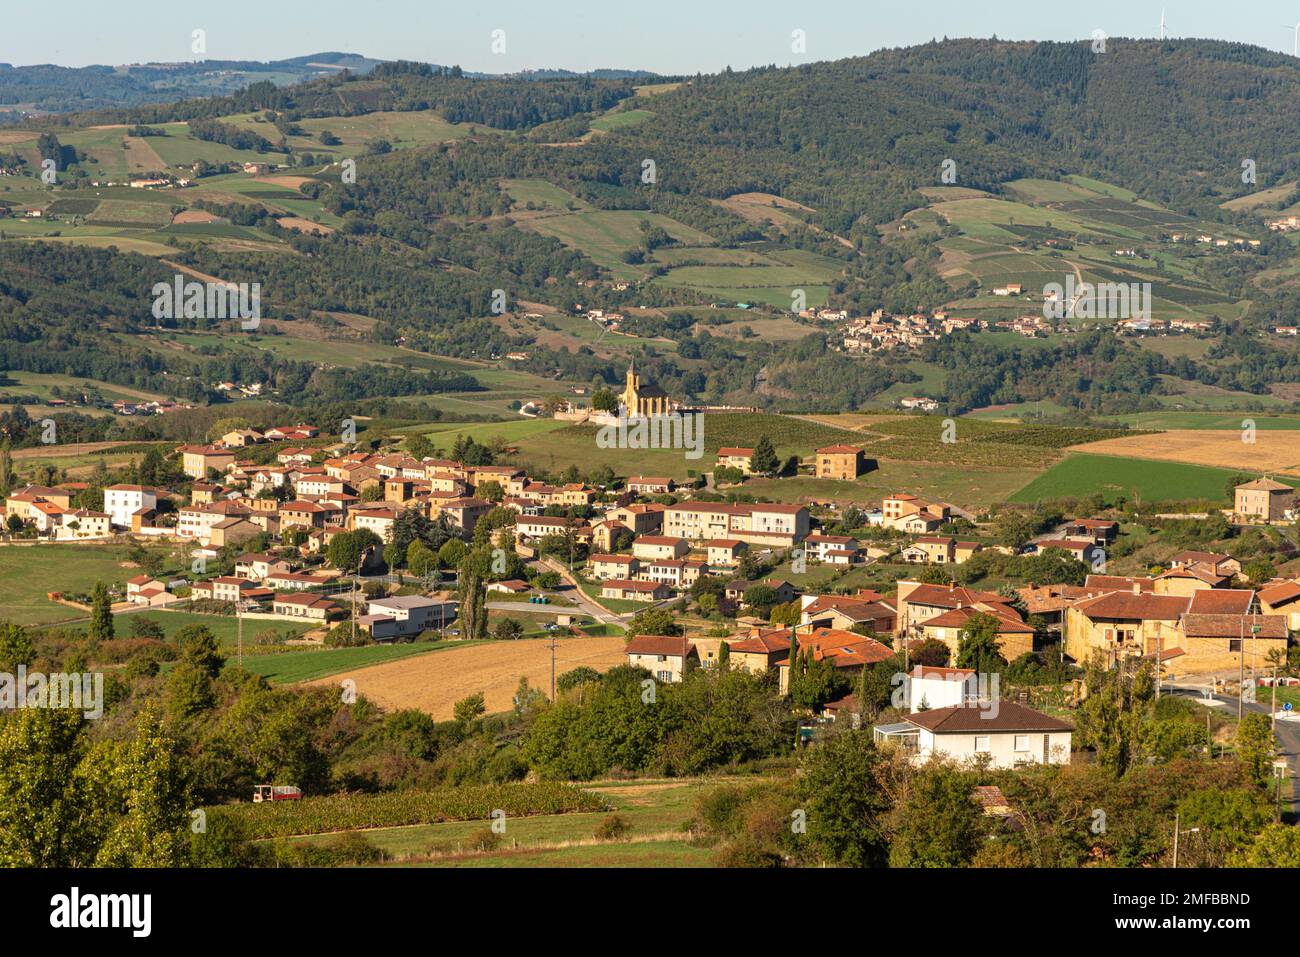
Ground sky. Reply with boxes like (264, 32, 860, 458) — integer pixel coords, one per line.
(4, 0, 1300, 73)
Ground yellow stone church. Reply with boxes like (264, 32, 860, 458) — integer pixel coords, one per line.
(619, 359, 673, 417)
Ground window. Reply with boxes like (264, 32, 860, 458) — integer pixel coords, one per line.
(974, 736, 990, 753)
(1013, 735, 1029, 752)
(1229, 639, 1242, 652)
(656, 670, 672, 683)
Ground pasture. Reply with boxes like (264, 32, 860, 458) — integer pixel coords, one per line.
(1006, 453, 1280, 505)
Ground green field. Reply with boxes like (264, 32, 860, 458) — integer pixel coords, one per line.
(1007, 453, 1298, 505)
(282, 776, 736, 868)
(590, 109, 656, 133)
(125, 609, 312, 647)
(0, 545, 141, 626)
(230, 641, 480, 683)
(524, 209, 715, 277)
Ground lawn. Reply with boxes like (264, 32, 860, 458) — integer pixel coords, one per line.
(123, 609, 312, 647)
(1008, 453, 1254, 506)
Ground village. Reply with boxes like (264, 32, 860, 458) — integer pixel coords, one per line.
(5, 376, 1300, 775)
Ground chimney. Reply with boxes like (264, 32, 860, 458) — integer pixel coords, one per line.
(1132, 581, 1141, 596)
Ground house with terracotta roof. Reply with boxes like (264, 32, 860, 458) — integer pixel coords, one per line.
(272, 593, 342, 622)
(1170, 551, 1240, 577)
(919, 604, 1035, 662)
(1064, 584, 1286, 673)
(1258, 579, 1300, 630)
(631, 535, 690, 561)
(777, 628, 894, 694)
(895, 580, 1019, 639)
(625, 635, 697, 682)
(625, 476, 675, 495)
(601, 579, 671, 602)
(901, 536, 981, 565)
(663, 501, 810, 548)
(876, 701, 1073, 768)
(803, 533, 861, 564)
(723, 628, 793, 674)
(799, 594, 896, 634)
(589, 553, 640, 581)
(1064, 518, 1119, 544)
(715, 447, 755, 474)
(637, 558, 705, 590)
(706, 539, 747, 567)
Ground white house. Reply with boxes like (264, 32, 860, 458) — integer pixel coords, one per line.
(876, 701, 1073, 769)
(104, 484, 157, 529)
(360, 595, 458, 641)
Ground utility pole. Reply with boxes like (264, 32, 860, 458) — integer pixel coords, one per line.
(1155, 629, 1162, 699)
(1238, 614, 1245, 721)
(1172, 811, 1179, 868)
(236, 600, 244, 669)
(549, 631, 558, 701)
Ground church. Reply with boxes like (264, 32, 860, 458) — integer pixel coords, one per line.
(619, 359, 673, 417)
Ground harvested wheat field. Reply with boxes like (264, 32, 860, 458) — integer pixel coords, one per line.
(171, 209, 221, 225)
(277, 216, 334, 235)
(1072, 430, 1300, 475)
(305, 635, 627, 719)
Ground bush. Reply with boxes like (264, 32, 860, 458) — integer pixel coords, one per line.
(594, 813, 632, 841)
(466, 828, 502, 852)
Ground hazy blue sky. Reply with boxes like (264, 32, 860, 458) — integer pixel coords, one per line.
(5, 1, 1300, 72)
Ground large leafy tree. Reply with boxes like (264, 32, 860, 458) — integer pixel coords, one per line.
(797, 729, 893, 867)
(955, 613, 1007, 674)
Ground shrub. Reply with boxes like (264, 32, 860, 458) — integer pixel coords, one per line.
(594, 813, 632, 841)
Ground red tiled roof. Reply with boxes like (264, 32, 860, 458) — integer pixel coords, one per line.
(625, 635, 695, 657)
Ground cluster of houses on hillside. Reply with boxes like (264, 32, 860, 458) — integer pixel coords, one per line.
(837, 308, 1056, 358)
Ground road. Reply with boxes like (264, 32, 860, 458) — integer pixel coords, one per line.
(1166, 683, 1300, 820)
(534, 557, 628, 626)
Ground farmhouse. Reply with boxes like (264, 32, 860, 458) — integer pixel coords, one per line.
(778, 629, 894, 694)
(1234, 478, 1295, 523)
(814, 445, 866, 481)
(625, 635, 697, 683)
(177, 445, 236, 479)
(917, 604, 1035, 663)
